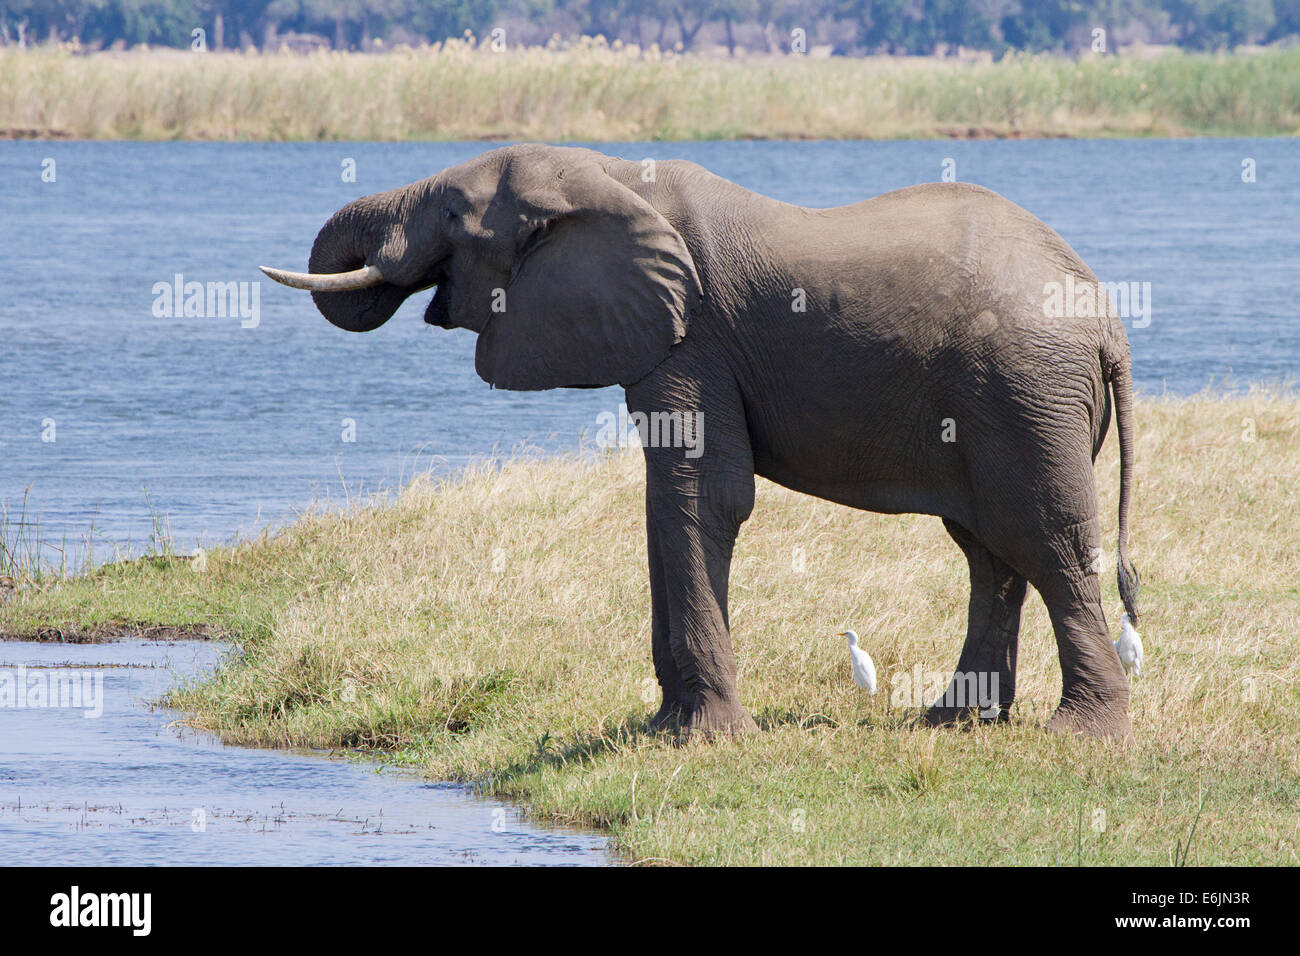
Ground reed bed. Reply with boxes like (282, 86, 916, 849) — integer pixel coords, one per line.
(3, 42, 1299, 141)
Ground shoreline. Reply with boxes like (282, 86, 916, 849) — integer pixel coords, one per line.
(4, 391, 1298, 864)
(0, 636, 613, 865)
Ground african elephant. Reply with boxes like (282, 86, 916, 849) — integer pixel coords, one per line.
(262, 144, 1141, 738)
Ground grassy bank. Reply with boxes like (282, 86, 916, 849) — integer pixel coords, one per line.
(3, 390, 1299, 864)
(4, 44, 1300, 141)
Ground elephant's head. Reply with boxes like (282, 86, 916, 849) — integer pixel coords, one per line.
(262, 144, 701, 390)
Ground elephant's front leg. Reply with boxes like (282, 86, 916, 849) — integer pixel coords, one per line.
(646, 490, 758, 736)
(645, 499, 689, 729)
(630, 380, 758, 738)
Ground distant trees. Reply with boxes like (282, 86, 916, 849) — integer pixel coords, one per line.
(1, 0, 1295, 51)
(1162, 0, 1277, 49)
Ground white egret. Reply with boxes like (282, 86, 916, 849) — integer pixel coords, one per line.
(1115, 613, 1144, 678)
(838, 630, 877, 694)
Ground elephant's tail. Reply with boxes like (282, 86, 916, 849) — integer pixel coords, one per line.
(1109, 357, 1140, 625)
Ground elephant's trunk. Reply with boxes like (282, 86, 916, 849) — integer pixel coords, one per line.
(263, 181, 445, 333)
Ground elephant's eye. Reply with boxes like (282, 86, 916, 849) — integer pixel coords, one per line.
(444, 207, 458, 222)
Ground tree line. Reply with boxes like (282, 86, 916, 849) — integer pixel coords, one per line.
(2, 0, 1296, 54)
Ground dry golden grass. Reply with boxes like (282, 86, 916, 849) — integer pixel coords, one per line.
(3, 390, 1298, 864)
(3, 43, 1300, 141)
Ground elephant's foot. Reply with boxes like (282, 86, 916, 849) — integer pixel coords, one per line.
(660, 693, 757, 741)
(683, 699, 759, 740)
(922, 672, 1011, 728)
(1045, 692, 1130, 738)
(648, 696, 687, 732)
(922, 703, 1008, 728)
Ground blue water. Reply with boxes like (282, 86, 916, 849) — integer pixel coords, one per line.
(0, 639, 611, 865)
(2, 139, 1297, 557)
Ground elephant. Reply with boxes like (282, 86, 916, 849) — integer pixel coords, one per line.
(262, 143, 1141, 738)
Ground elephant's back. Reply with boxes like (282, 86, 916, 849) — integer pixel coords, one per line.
(802, 180, 1107, 347)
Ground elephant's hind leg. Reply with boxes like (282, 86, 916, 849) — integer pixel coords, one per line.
(1033, 559, 1130, 737)
(1001, 508, 1129, 737)
(924, 519, 1027, 727)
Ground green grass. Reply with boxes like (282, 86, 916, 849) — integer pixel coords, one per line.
(3, 390, 1298, 864)
(3, 42, 1300, 141)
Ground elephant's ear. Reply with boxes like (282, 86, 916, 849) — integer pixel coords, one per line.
(475, 164, 700, 391)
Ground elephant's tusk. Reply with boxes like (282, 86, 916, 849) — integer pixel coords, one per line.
(259, 264, 385, 292)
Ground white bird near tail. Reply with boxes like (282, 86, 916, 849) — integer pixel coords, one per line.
(1115, 613, 1144, 678)
(838, 630, 877, 695)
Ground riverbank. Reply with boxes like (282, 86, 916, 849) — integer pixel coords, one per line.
(3, 390, 1297, 865)
(3, 44, 1299, 141)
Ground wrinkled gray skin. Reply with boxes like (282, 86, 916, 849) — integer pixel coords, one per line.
(274, 143, 1141, 738)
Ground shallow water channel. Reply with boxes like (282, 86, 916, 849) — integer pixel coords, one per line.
(0, 639, 612, 865)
